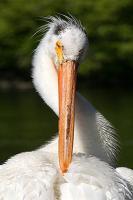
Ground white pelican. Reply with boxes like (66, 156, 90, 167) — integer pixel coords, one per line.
(0, 15, 132, 199)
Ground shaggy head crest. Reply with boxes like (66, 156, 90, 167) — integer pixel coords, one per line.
(36, 14, 88, 64)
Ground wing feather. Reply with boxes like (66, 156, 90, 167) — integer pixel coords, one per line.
(96, 112, 119, 164)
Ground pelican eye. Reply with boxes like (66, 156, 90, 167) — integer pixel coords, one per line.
(79, 49, 84, 56)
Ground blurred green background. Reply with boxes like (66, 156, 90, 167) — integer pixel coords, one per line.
(0, 0, 133, 168)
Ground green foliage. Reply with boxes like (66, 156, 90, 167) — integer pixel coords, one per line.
(0, 0, 133, 81)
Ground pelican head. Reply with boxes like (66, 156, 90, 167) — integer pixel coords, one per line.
(33, 15, 89, 174)
(44, 16, 89, 66)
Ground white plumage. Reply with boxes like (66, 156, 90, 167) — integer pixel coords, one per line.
(0, 151, 132, 199)
(0, 15, 132, 199)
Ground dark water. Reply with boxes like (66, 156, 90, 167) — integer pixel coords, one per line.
(0, 86, 133, 168)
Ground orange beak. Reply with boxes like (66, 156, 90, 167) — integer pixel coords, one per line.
(58, 61, 78, 173)
(55, 40, 78, 173)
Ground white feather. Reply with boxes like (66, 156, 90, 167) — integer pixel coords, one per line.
(0, 152, 131, 199)
(116, 167, 133, 186)
(0, 151, 57, 199)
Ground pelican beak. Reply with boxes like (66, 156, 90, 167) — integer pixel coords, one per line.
(55, 41, 78, 173)
(58, 61, 78, 173)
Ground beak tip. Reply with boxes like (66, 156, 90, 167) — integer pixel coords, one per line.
(60, 162, 69, 174)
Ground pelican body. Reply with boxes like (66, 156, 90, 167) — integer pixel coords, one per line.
(0, 15, 132, 199)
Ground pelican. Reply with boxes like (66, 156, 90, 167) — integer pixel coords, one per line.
(0, 15, 132, 199)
